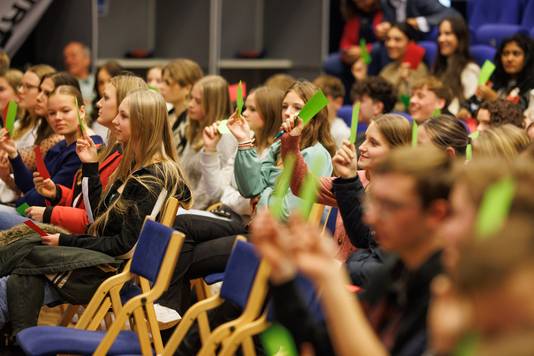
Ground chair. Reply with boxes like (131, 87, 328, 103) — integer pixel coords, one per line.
(58, 196, 180, 329)
(336, 105, 368, 136)
(418, 41, 437, 67)
(468, 0, 524, 30)
(475, 24, 529, 47)
(162, 240, 271, 355)
(521, 0, 534, 28)
(17, 218, 185, 356)
(470, 45, 497, 67)
(531, 27, 534, 39)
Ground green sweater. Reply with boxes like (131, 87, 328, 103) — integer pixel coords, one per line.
(234, 140, 332, 221)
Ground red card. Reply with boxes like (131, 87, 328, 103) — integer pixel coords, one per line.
(24, 220, 48, 237)
(229, 82, 247, 103)
(403, 42, 426, 70)
(34, 146, 51, 179)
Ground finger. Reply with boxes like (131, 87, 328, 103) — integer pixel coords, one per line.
(341, 145, 355, 160)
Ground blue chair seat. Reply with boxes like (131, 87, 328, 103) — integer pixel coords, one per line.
(17, 326, 142, 356)
(204, 272, 225, 285)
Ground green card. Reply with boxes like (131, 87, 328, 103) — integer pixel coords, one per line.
(5, 100, 17, 136)
(74, 97, 85, 134)
(236, 81, 244, 116)
(217, 119, 231, 135)
(349, 102, 360, 144)
(432, 108, 441, 117)
(298, 155, 324, 218)
(270, 154, 296, 220)
(400, 94, 410, 111)
(16, 202, 30, 217)
(475, 177, 515, 238)
(465, 143, 473, 161)
(469, 131, 480, 140)
(298, 90, 329, 125)
(453, 332, 479, 356)
(148, 84, 159, 92)
(260, 323, 298, 356)
(411, 121, 418, 147)
(359, 39, 372, 65)
(478, 60, 496, 85)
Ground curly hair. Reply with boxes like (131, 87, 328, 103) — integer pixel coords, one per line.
(479, 99, 524, 129)
(351, 76, 397, 113)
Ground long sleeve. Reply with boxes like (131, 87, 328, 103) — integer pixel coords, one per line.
(10, 154, 34, 194)
(234, 145, 273, 198)
(414, 0, 458, 27)
(332, 176, 374, 249)
(461, 62, 481, 99)
(340, 18, 360, 50)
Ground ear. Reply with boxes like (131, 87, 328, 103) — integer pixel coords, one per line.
(437, 98, 446, 109)
(445, 146, 456, 158)
(184, 84, 192, 93)
(426, 199, 450, 228)
(373, 101, 384, 115)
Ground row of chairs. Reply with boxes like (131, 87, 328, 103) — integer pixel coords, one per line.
(467, 0, 534, 30)
(16, 201, 329, 355)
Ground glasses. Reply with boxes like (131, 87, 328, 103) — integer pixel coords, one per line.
(18, 82, 40, 91)
(363, 193, 420, 218)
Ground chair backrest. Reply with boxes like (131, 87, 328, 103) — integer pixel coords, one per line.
(468, 0, 524, 29)
(418, 41, 437, 68)
(131, 219, 175, 283)
(476, 24, 529, 47)
(470, 45, 497, 66)
(159, 196, 179, 227)
(522, 0, 534, 28)
(220, 240, 261, 308)
(336, 105, 352, 127)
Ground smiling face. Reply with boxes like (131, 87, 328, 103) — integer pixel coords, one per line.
(47, 93, 83, 138)
(358, 121, 390, 170)
(409, 86, 444, 123)
(35, 78, 55, 117)
(438, 20, 459, 57)
(112, 97, 132, 144)
(0, 77, 17, 113)
(385, 27, 409, 61)
(96, 82, 118, 128)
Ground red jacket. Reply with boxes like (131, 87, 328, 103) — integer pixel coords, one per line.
(339, 12, 383, 50)
(43, 148, 122, 233)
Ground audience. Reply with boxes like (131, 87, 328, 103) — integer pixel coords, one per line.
(63, 41, 95, 109)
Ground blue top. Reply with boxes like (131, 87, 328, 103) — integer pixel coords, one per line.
(11, 135, 103, 206)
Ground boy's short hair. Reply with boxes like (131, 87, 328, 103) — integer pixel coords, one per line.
(351, 76, 397, 113)
(412, 76, 452, 106)
(313, 74, 345, 99)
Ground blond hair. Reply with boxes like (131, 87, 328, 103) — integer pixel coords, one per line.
(186, 75, 232, 151)
(162, 58, 203, 88)
(89, 89, 191, 235)
(473, 124, 531, 162)
(372, 114, 411, 148)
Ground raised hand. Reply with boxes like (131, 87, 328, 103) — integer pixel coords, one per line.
(332, 140, 358, 179)
(280, 114, 303, 137)
(203, 122, 221, 152)
(76, 134, 98, 163)
(227, 111, 252, 143)
(33, 171, 57, 199)
(0, 128, 18, 159)
(26, 206, 46, 222)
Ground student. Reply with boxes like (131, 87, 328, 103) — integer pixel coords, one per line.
(433, 17, 480, 115)
(281, 114, 410, 262)
(158, 81, 335, 317)
(15, 65, 56, 149)
(473, 124, 531, 162)
(252, 145, 453, 356)
(474, 34, 534, 111)
(350, 76, 397, 143)
(313, 74, 351, 148)
(378, 23, 429, 111)
(146, 65, 164, 91)
(0, 72, 77, 204)
(409, 76, 451, 123)
(418, 115, 469, 157)
(1, 89, 191, 337)
(0, 51, 9, 74)
(180, 75, 232, 209)
(476, 99, 524, 131)
(25, 75, 148, 233)
(0, 86, 103, 219)
(90, 60, 123, 139)
(0, 69, 22, 118)
(264, 73, 296, 92)
(200, 86, 284, 220)
(160, 59, 204, 156)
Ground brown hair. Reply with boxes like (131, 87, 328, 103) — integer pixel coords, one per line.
(351, 76, 397, 113)
(373, 146, 452, 208)
(412, 76, 452, 106)
(186, 75, 232, 151)
(252, 86, 284, 152)
(478, 99, 524, 129)
(0, 51, 9, 74)
(473, 124, 531, 162)
(0, 69, 22, 91)
(162, 58, 203, 88)
(265, 73, 295, 92)
(313, 74, 345, 99)
(372, 114, 411, 147)
(421, 115, 469, 155)
(285, 80, 337, 156)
